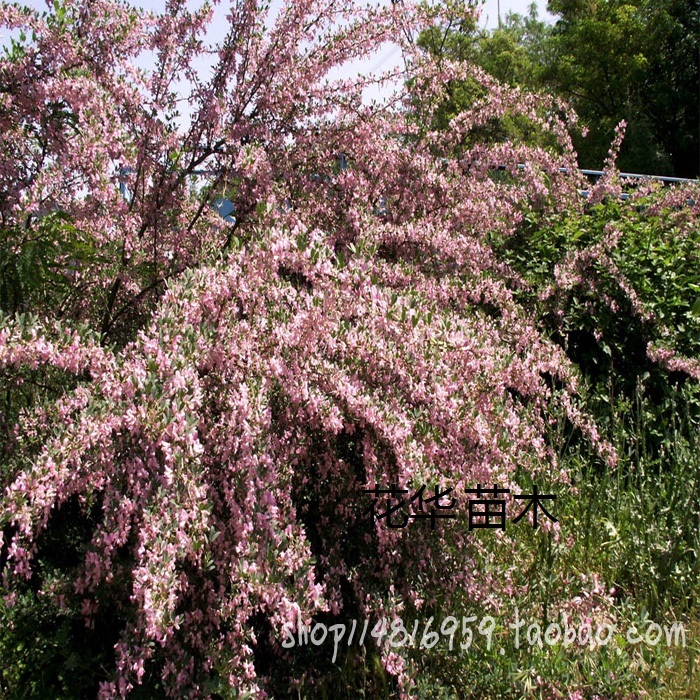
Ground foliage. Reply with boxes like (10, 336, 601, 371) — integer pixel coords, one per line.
(499, 182, 700, 613)
(414, 3, 566, 152)
(0, 212, 103, 316)
(393, 183, 700, 692)
(416, 0, 700, 177)
(0, 0, 699, 698)
(0, 0, 611, 697)
(502, 185, 700, 399)
(544, 0, 700, 176)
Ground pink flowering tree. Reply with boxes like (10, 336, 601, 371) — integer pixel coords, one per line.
(0, 0, 615, 696)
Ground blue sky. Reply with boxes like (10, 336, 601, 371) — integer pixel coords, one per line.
(480, 0, 554, 28)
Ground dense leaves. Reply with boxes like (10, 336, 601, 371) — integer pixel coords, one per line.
(417, 0, 700, 176)
(0, 0, 698, 698)
(544, 0, 700, 177)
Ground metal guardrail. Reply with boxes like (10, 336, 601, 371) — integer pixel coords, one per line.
(578, 168, 695, 185)
(513, 164, 695, 185)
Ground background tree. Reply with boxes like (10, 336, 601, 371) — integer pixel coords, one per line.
(414, 3, 565, 152)
(544, 0, 699, 176)
(417, 0, 699, 176)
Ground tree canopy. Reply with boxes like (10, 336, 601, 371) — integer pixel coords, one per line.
(416, 0, 699, 176)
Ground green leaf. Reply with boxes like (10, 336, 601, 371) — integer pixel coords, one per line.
(690, 297, 700, 318)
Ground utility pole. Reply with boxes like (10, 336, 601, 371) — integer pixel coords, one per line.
(497, 0, 501, 29)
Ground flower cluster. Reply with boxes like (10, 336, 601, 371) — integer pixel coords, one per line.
(0, 0, 631, 697)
